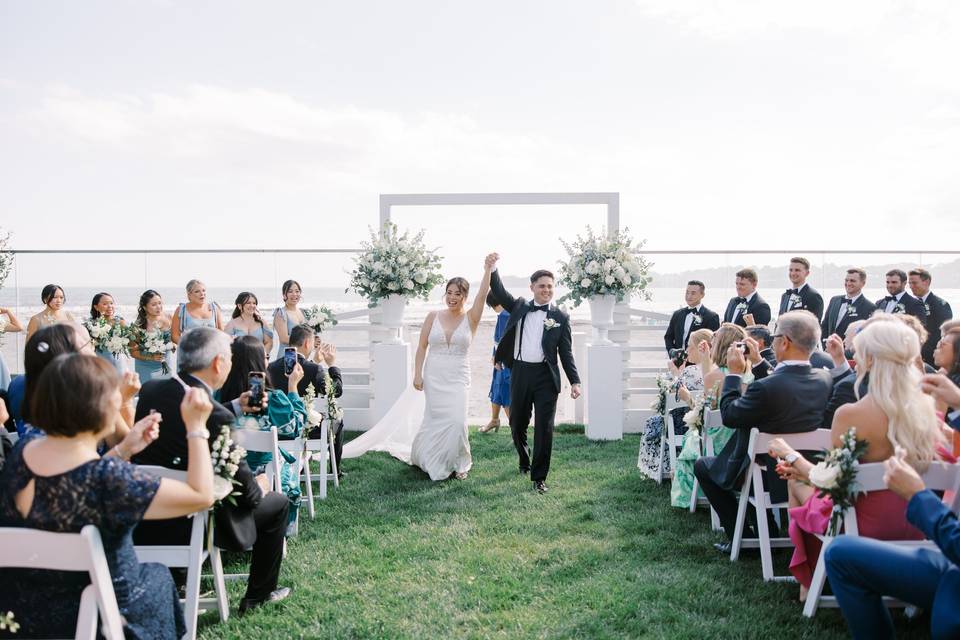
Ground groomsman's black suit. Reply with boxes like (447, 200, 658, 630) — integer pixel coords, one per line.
(918, 292, 954, 366)
(489, 270, 580, 483)
(874, 291, 926, 322)
(693, 362, 832, 540)
(778, 284, 824, 321)
(723, 293, 771, 327)
(663, 304, 720, 353)
(821, 294, 877, 340)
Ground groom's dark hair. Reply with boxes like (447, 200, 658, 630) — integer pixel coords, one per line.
(530, 269, 554, 283)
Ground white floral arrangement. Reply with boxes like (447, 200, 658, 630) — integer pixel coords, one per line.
(650, 373, 672, 413)
(211, 425, 246, 505)
(0, 229, 12, 294)
(557, 227, 652, 307)
(83, 317, 131, 357)
(682, 393, 707, 431)
(347, 223, 444, 306)
(0, 611, 18, 634)
(303, 383, 324, 427)
(807, 427, 868, 536)
(303, 304, 338, 333)
(324, 371, 343, 422)
(0, 314, 7, 346)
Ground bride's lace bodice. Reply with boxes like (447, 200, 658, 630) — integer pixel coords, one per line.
(428, 313, 472, 356)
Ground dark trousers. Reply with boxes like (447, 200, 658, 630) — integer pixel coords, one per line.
(133, 491, 288, 602)
(509, 362, 558, 482)
(826, 535, 960, 639)
(694, 456, 782, 542)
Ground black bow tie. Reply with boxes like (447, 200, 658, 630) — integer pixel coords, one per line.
(843, 298, 854, 305)
(786, 288, 798, 295)
(682, 307, 698, 315)
(884, 295, 897, 302)
(736, 297, 747, 304)
(529, 304, 549, 313)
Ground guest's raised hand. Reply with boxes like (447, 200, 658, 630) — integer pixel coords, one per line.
(726, 344, 747, 375)
(697, 340, 711, 358)
(742, 313, 755, 326)
(119, 371, 141, 403)
(742, 336, 762, 365)
(677, 385, 691, 403)
(920, 373, 960, 409)
(884, 448, 925, 501)
(321, 343, 337, 366)
(118, 412, 162, 458)
(288, 362, 305, 389)
(181, 387, 213, 428)
(238, 390, 267, 414)
(825, 334, 846, 366)
(767, 437, 795, 460)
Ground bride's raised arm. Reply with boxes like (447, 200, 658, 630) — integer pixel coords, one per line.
(468, 253, 498, 332)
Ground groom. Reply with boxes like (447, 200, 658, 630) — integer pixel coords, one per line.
(488, 256, 581, 494)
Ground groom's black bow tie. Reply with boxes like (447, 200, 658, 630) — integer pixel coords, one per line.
(682, 307, 697, 315)
(786, 288, 798, 295)
(735, 297, 747, 304)
(529, 303, 549, 312)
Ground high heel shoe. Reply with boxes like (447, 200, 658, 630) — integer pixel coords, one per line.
(478, 419, 500, 433)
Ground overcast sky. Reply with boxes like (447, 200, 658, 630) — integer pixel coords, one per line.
(2, 0, 959, 286)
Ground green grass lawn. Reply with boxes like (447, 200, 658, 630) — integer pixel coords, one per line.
(200, 427, 929, 639)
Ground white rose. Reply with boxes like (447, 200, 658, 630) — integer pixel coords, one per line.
(808, 462, 842, 490)
(403, 279, 415, 290)
(414, 272, 427, 284)
(387, 281, 399, 291)
(586, 260, 600, 275)
(614, 266, 626, 278)
(603, 258, 617, 271)
(398, 255, 409, 265)
(619, 273, 631, 285)
(604, 275, 615, 285)
(580, 278, 592, 288)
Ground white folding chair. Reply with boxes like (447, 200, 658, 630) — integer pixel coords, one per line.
(690, 408, 722, 531)
(0, 525, 124, 640)
(803, 461, 960, 617)
(278, 436, 310, 530)
(232, 426, 282, 493)
(134, 466, 229, 640)
(656, 393, 688, 484)
(306, 399, 341, 500)
(730, 427, 834, 581)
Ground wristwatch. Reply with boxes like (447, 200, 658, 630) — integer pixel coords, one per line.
(784, 452, 799, 466)
(186, 428, 210, 440)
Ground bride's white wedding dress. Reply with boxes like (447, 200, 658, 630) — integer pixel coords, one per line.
(342, 313, 473, 481)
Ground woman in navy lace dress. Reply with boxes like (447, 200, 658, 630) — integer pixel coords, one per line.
(0, 354, 215, 639)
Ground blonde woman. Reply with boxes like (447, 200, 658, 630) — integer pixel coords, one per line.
(668, 328, 714, 506)
(170, 279, 223, 344)
(768, 320, 946, 599)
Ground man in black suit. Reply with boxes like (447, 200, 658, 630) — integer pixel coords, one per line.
(821, 267, 877, 343)
(693, 311, 832, 550)
(133, 327, 291, 614)
(663, 280, 721, 356)
(745, 325, 776, 368)
(723, 268, 771, 328)
(909, 267, 954, 366)
(876, 269, 926, 321)
(268, 324, 344, 474)
(778, 257, 824, 321)
(488, 258, 580, 494)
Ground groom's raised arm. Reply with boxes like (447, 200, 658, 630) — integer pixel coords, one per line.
(489, 268, 517, 310)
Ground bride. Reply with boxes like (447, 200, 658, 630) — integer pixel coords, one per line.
(343, 253, 496, 480)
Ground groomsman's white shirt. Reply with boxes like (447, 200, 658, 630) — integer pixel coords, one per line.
(837, 292, 863, 325)
(733, 291, 757, 323)
(683, 304, 703, 345)
(516, 305, 548, 363)
(883, 291, 909, 313)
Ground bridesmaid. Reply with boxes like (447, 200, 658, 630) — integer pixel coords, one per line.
(224, 292, 274, 356)
(88, 292, 127, 372)
(170, 279, 223, 344)
(0, 306, 24, 390)
(130, 290, 175, 384)
(273, 279, 305, 351)
(25, 284, 77, 342)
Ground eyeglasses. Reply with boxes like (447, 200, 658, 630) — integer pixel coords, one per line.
(771, 333, 790, 342)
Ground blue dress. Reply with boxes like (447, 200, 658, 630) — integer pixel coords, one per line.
(134, 327, 174, 385)
(229, 322, 274, 344)
(272, 307, 300, 351)
(92, 316, 126, 374)
(488, 310, 512, 406)
(178, 302, 219, 333)
(0, 441, 185, 639)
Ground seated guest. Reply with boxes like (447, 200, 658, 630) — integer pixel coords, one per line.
(825, 446, 960, 639)
(745, 325, 776, 367)
(821, 268, 876, 343)
(821, 324, 867, 428)
(693, 311, 832, 552)
(133, 327, 291, 614)
(224, 292, 275, 356)
(663, 280, 720, 356)
(767, 321, 944, 600)
(909, 267, 953, 366)
(723, 268, 771, 328)
(875, 268, 925, 320)
(934, 327, 960, 386)
(894, 312, 935, 372)
(0, 353, 215, 639)
(269, 324, 344, 473)
(778, 257, 824, 321)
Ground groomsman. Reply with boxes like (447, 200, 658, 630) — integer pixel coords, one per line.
(663, 280, 720, 354)
(778, 257, 824, 321)
(723, 268, 771, 328)
(909, 267, 954, 366)
(821, 268, 877, 341)
(875, 269, 926, 320)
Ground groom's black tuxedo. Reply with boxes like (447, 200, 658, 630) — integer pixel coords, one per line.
(723, 293, 771, 327)
(778, 284, 824, 321)
(489, 269, 580, 483)
(821, 294, 876, 340)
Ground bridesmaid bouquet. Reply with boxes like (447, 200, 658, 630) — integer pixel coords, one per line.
(808, 427, 869, 536)
(347, 223, 444, 305)
(83, 317, 131, 357)
(303, 304, 338, 333)
(557, 226, 653, 306)
(130, 326, 175, 372)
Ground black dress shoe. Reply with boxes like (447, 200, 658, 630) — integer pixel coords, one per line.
(534, 480, 547, 494)
(713, 541, 732, 555)
(238, 586, 292, 616)
(519, 466, 530, 475)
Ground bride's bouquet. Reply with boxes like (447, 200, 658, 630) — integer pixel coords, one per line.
(557, 227, 653, 306)
(83, 317, 131, 357)
(303, 304, 338, 333)
(347, 223, 444, 305)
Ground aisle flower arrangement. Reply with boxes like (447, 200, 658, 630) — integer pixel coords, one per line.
(808, 427, 868, 536)
(557, 227, 653, 307)
(347, 223, 444, 306)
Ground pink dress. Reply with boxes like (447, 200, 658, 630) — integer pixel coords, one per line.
(788, 490, 923, 587)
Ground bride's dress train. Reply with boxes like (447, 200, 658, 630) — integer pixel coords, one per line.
(342, 314, 472, 480)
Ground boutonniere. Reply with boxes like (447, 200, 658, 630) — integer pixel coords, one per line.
(894, 302, 906, 314)
(924, 302, 931, 316)
(691, 314, 702, 325)
(736, 302, 748, 313)
(789, 293, 802, 309)
(846, 307, 858, 318)
(543, 318, 559, 331)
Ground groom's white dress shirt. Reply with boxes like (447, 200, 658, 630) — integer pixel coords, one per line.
(516, 305, 548, 363)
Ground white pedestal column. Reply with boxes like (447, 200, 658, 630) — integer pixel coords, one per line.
(372, 341, 411, 424)
(585, 343, 623, 441)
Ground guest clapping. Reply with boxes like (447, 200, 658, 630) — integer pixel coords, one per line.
(25, 284, 77, 342)
(723, 268, 771, 328)
(224, 292, 275, 356)
(273, 280, 306, 350)
(171, 279, 223, 344)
